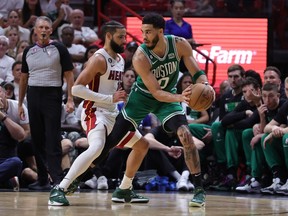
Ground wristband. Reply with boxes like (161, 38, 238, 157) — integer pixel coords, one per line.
(1, 115, 7, 122)
(192, 70, 206, 83)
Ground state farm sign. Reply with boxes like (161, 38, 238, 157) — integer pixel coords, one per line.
(193, 46, 254, 64)
(126, 17, 268, 90)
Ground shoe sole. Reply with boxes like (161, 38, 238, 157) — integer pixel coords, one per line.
(189, 201, 205, 207)
(111, 198, 149, 203)
(111, 198, 126, 203)
(48, 200, 69, 206)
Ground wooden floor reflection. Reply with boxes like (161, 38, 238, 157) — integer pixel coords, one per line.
(1, 190, 288, 215)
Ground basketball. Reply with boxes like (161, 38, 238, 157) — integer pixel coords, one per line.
(188, 83, 215, 111)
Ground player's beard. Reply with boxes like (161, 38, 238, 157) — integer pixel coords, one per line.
(146, 35, 159, 50)
(110, 38, 124, 53)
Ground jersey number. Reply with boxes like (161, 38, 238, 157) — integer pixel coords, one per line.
(158, 77, 169, 89)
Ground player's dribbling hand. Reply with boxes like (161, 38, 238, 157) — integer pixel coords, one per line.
(113, 88, 127, 103)
(181, 84, 192, 103)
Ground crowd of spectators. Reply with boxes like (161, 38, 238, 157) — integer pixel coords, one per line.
(0, 0, 288, 198)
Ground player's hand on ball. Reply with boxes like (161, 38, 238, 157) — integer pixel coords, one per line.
(188, 83, 215, 111)
(181, 84, 193, 104)
(113, 88, 127, 103)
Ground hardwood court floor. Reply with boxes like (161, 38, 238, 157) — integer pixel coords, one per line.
(1, 190, 288, 216)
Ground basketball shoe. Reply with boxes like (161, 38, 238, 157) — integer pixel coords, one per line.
(275, 179, 288, 195)
(189, 187, 206, 207)
(111, 187, 149, 203)
(235, 178, 261, 193)
(260, 177, 282, 195)
(48, 185, 70, 206)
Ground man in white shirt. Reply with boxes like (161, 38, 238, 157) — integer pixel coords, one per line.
(0, 36, 15, 83)
(0, 0, 23, 20)
(58, 9, 98, 47)
(60, 26, 86, 78)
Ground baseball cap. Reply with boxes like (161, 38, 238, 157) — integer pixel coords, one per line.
(1, 81, 14, 90)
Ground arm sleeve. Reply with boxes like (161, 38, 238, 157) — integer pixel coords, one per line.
(72, 84, 113, 105)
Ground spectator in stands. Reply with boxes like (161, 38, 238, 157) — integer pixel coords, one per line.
(47, 0, 71, 40)
(185, 0, 214, 16)
(176, 72, 210, 124)
(29, 27, 38, 44)
(285, 77, 288, 97)
(21, 0, 44, 29)
(120, 68, 137, 95)
(0, 36, 15, 83)
(5, 26, 20, 59)
(165, 0, 195, 45)
(123, 41, 138, 70)
(59, 9, 98, 47)
(5, 10, 30, 42)
(60, 25, 86, 78)
(11, 61, 22, 102)
(0, 85, 25, 190)
(165, 0, 195, 72)
(0, 0, 24, 21)
(2, 82, 15, 100)
(81, 45, 99, 69)
(15, 40, 30, 61)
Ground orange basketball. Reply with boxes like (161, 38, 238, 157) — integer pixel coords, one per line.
(188, 83, 215, 111)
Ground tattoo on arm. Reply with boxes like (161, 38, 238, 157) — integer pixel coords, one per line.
(175, 36, 184, 43)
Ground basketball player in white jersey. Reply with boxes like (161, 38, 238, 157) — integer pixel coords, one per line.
(48, 20, 140, 206)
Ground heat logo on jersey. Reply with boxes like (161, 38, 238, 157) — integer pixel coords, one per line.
(108, 70, 123, 81)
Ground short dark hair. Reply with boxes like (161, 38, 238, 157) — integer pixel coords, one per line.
(142, 13, 165, 30)
(242, 76, 260, 90)
(264, 66, 281, 79)
(12, 60, 22, 70)
(245, 69, 262, 88)
(227, 64, 245, 77)
(100, 20, 125, 41)
(170, 0, 185, 6)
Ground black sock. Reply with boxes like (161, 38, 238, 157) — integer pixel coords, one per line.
(192, 173, 203, 188)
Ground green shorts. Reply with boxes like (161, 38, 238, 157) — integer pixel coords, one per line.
(122, 87, 185, 128)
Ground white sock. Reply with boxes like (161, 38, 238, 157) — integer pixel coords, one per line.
(119, 174, 133, 189)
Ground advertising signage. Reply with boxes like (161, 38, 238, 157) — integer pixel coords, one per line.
(126, 17, 268, 90)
